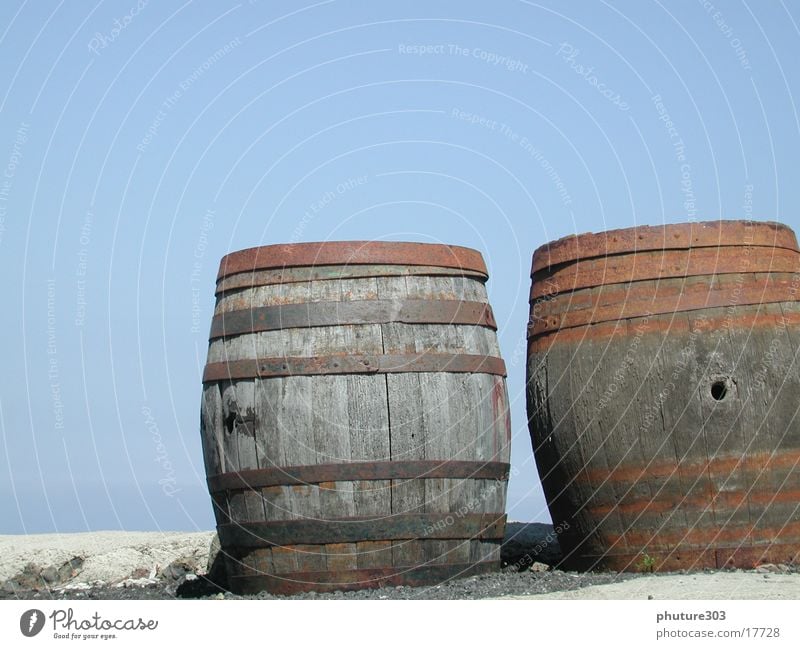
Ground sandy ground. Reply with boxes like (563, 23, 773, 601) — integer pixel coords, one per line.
(501, 572, 800, 600)
(1, 528, 797, 600)
(0, 531, 214, 585)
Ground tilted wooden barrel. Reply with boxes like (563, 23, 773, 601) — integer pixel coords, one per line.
(201, 241, 510, 593)
(527, 220, 800, 571)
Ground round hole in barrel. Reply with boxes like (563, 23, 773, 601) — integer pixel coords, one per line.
(710, 380, 727, 401)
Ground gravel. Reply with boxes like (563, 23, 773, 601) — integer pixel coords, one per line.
(2, 566, 637, 601)
(2, 525, 795, 600)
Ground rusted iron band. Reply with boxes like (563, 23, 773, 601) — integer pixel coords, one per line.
(575, 450, 800, 486)
(210, 299, 497, 339)
(528, 282, 800, 337)
(586, 488, 800, 518)
(604, 521, 800, 549)
(227, 560, 499, 594)
(532, 220, 799, 273)
(218, 513, 507, 547)
(530, 246, 800, 298)
(573, 542, 800, 572)
(530, 272, 797, 314)
(216, 264, 488, 294)
(203, 353, 507, 382)
(527, 305, 800, 350)
(208, 460, 510, 494)
(218, 241, 488, 281)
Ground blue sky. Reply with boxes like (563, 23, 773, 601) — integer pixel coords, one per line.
(1, 1, 798, 533)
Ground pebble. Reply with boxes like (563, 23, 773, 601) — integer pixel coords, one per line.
(754, 563, 789, 574)
(41, 566, 59, 583)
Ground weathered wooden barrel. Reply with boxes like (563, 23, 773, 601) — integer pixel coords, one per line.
(201, 241, 510, 593)
(527, 220, 800, 571)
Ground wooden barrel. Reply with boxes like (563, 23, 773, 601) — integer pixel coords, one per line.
(201, 241, 511, 593)
(527, 220, 800, 571)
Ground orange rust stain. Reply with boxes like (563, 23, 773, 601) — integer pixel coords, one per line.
(528, 309, 800, 348)
(529, 284, 798, 335)
(531, 221, 799, 274)
(581, 543, 800, 571)
(587, 489, 800, 517)
(576, 450, 800, 486)
(604, 520, 800, 548)
(490, 378, 509, 455)
(530, 247, 799, 297)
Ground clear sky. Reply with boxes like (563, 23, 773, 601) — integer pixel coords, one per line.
(1, 1, 798, 533)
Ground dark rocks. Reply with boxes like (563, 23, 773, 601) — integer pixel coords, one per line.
(58, 557, 84, 582)
(161, 561, 189, 582)
(4, 556, 84, 592)
(755, 563, 791, 574)
(203, 533, 228, 590)
(41, 566, 59, 583)
(501, 522, 563, 570)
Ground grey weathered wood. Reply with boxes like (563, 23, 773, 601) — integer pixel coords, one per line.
(200, 383, 228, 525)
(529, 269, 800, 569)
(200, 383, 224, 475)
(203, 260, 510, 588)
(378, 276, 429, 566)
(387, 372, 426, 567)
(219, 380, 245, 524)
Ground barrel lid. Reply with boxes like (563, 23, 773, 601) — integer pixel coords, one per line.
(218, 241, 489, 281)
(531, 220, 799, 274)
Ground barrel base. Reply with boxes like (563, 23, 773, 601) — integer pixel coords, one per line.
(227, 560, 500, 595)
(562, 542, 800, 572)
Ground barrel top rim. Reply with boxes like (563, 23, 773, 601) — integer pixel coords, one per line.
(531, 220, 799, 274)
(218, 241, 489, 280)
